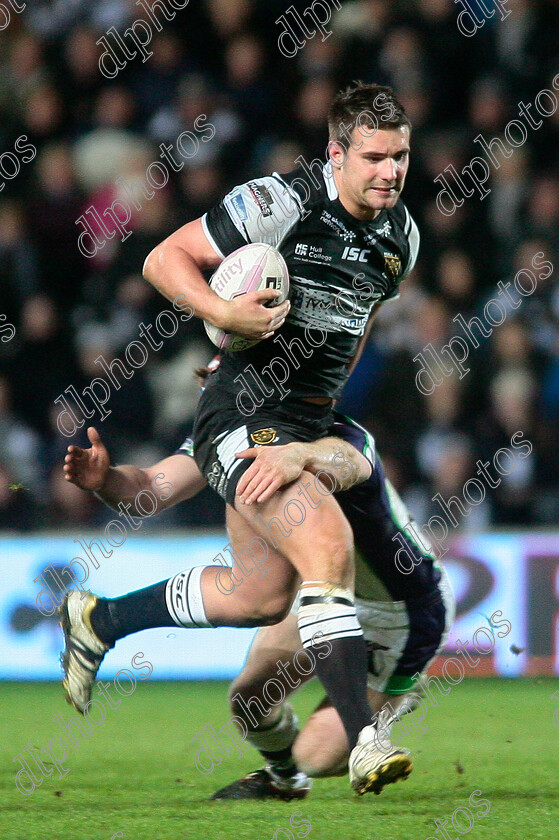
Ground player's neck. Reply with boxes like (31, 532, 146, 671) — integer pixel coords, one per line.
(338, 192, 381, 222)
(333, 170, 381, 222)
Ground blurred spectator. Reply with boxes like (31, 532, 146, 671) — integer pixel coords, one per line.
(72, 327, 155, 458)
(9, 295, 79, 436)
(0, 200, 39, 329)
(475, 368, 537, 524)
(435, 248, 479, 313)
(224, 34, 277, 128)
(147, 73, 243, 169)
(293, 78, 337, 158)
(26, 143, 85, 309)
(130, 33, 192, 124)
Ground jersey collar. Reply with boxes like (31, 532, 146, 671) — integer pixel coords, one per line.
(323, 162, 338, 200)
(324, 160, 395, 229)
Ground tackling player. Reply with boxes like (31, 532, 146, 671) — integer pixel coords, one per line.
(61, 82, 421, 795)
(63, 420, 453, 799)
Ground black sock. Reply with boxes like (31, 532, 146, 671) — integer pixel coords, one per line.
(260, 745, 299, 778)
(90, 580, 176, 645)
(310, 635, 372, 751)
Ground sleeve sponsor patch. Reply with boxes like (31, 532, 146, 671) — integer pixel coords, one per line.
(247, 181, 275, 216)
(223, 191, 249, 237)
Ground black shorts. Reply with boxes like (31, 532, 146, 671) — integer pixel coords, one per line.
(193, 375, 334, 505)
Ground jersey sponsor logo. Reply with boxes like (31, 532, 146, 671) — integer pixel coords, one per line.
(320, 210, 356, 242)
(363, 219, 392, 246)
(376, 219, 392, 236)
(384, 253, 402, 281)
(248, 181, 274, 217)
(230, 193, 248, 221)
(294, 243, 332, 264)
(223, 192, 249, 236)
(341, 246, 371, 263)
(289, 283, 369, 335)
(250, 428, 278, 445)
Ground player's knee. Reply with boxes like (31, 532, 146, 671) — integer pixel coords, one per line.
(293, 740, 347, 778)
(240, 592, 292, 625)
(259, 604, 291, 625)
(317, 530, 354, 583)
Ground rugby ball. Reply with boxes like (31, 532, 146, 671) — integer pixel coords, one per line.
(205, 243, 290, 351)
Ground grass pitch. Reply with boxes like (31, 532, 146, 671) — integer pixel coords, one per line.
(2, 678, 558, 840)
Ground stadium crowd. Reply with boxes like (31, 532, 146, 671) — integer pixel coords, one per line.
(1, 0, 559, 530)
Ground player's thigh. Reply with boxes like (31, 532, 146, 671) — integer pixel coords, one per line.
(235, 470, 355, 586)
(210, 505, 299, 624)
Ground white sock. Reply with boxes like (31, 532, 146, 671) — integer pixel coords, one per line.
(245, 703, 299, 752)
(297, 583, 361, 648)
(165, 567, 213, 628)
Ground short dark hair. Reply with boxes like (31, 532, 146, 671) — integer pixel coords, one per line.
(328, 82, 411, 150)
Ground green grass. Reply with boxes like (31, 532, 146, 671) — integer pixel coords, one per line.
(1, 679, 558, 840)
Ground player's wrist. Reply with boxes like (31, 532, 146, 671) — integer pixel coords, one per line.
(91, 465, 114, 496)
(288, 442, 313, 473)
(301, 441, 338, 475)
(211, 298, 233, 331)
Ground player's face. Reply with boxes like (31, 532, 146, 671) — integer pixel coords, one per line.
(330, 125, 411, 221)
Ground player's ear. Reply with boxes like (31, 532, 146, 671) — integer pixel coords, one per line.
(327, 140, 348, 168)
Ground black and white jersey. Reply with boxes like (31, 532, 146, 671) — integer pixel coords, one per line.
(202, 163, 419, 401)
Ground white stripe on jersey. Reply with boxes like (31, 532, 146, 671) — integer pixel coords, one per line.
(201, 213, 226, 258)
(323, 162, 338, 200)
(271, 173, 306, 217)
(215, 426, 250, 477)
(402, 206, 420, 278)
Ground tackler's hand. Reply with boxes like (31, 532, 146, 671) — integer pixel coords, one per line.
(63, 427, 111, 492)
(235, 442, 307, 505)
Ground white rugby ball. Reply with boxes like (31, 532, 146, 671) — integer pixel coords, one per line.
(205, 243, 290, 351)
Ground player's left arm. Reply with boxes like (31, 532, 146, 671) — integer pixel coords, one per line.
(64, 427, 207, 515)
(235, 437, 371, 505)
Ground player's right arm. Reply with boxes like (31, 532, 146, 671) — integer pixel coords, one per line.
(63, 427, 206, 516)
(143, 218, 289, 340)
(235, 437, 372, 505)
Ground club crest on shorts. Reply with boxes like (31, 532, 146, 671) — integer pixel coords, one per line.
(384, 253, 401, 281)
(250, 428, 277, 445)
(207, 460, 223, 489)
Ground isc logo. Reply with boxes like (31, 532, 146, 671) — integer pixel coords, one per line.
(341, 247, 371, 262)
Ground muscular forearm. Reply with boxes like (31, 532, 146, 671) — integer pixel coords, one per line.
(95, 465, 154, 515)
(143, 243, 227, 327)
(297, 437, 372, 490)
